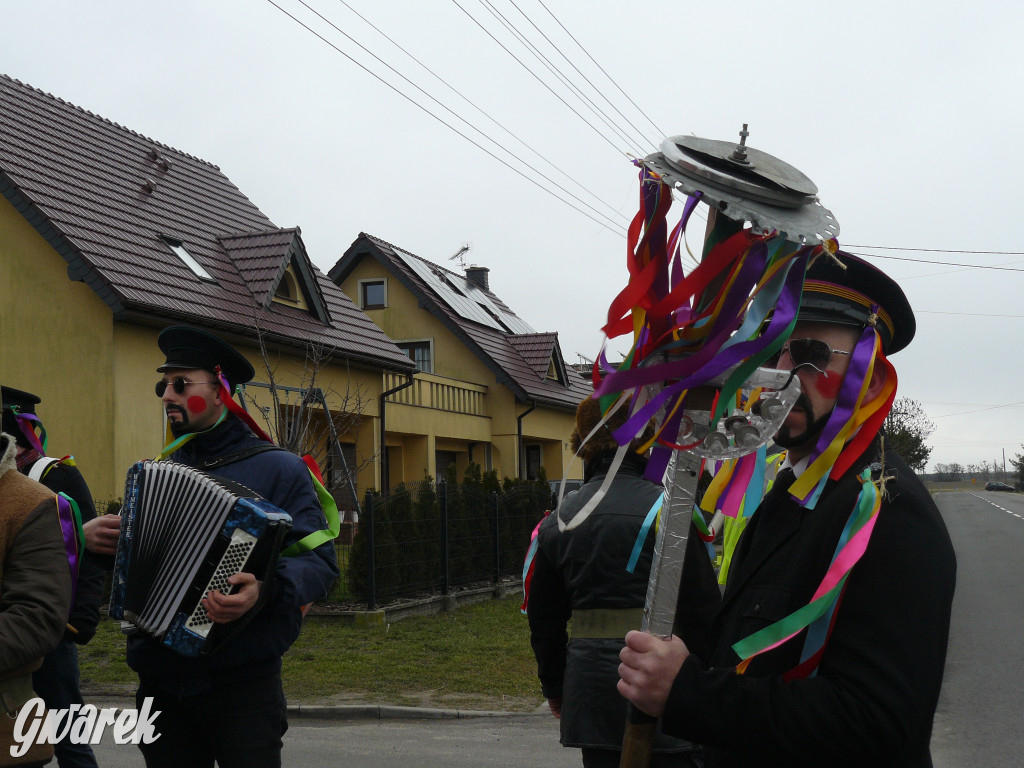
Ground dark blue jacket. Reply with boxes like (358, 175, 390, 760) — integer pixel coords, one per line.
(126, 416, 339, 693)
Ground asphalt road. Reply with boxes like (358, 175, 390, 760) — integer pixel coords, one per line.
(83, 711, 578, 767)
(931, 488, 1024, 768)
(71, 488, 1024, 766)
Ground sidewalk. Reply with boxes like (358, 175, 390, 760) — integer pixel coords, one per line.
(84, 693, 549, 722)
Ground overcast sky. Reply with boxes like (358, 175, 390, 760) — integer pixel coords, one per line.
(4, 1, 1022, 473)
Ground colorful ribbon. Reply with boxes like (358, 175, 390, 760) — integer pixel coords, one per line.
(13, 411, 47, 455)
(588, 166, 828, 480)
(520, 511, 550, 614)
(732, 466, 883, 675)
(626, 493, 665, 573)
(55, 492, 83, 614)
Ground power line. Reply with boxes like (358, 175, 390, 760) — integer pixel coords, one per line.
(450, 0, 631, 158)
(474, 0, 647, 152)
(535, 0, 665, 139)
(504, 0, 658, 152)
(917, 309, 1024, 318)
(846, 250, 1024, 272)
(297, 0, 626, 230)
(265, 0, 625, 235)
(931, 400, 1024, 419)
(331, 0, 629, 224)
(845, 244, 1024, 256)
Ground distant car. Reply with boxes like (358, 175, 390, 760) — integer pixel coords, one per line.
(549, 479, 585, 507)
(984, 481, 1015, 492)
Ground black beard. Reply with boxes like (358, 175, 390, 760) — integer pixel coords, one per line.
(774, 393, 833, 450)
(166, 406, 190, 437)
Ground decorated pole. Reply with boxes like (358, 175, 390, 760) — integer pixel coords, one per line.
(581, 127, 842, 768)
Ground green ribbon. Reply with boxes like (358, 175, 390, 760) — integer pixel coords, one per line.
(280, 471, 341, 557)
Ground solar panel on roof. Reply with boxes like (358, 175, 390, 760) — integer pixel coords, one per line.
(391, 247, 534, 334)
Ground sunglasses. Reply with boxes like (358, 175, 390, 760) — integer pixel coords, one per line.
(155, 376, 219, 397)
(773, 338, 851, 373)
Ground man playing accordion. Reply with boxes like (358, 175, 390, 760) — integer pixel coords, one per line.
(93, 325, 339, 768)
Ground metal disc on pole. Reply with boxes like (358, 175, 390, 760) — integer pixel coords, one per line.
(642, 125, 840, 245)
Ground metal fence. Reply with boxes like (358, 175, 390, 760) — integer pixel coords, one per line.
(98, 474, 549, 611)
(329, 477, 549, 609)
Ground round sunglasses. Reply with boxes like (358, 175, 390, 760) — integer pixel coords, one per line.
(155, 376, 219, 397)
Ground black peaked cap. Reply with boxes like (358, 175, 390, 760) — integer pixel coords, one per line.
(800, 250, 915, 355)
(157, 325, 255, 389)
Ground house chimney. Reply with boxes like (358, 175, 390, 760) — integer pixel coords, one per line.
(465, 265, 490, 290)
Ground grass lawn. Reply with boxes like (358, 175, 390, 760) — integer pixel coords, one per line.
(78, 595, 544, 713)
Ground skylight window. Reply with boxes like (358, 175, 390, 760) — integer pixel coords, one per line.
(162, 237, 214, 282)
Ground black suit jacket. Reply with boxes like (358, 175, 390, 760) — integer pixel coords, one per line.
(664, 442, 957, 767)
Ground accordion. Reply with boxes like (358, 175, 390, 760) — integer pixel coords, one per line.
(110, 460, 292, 657)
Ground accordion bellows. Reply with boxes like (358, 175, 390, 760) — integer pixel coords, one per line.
(110, 460, 292, 657)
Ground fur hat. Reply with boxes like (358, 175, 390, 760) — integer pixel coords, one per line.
(570, 397, 652, 464)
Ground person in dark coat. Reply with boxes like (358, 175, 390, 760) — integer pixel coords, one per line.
(617, 253, 957, 767)
(0, 385, 73, 768)
(106, 326, 339, 768)
(2, 386, 104, 768)
(527, 397, 716, 767)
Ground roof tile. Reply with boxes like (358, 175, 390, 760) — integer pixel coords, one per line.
(0, 73, 413, 372)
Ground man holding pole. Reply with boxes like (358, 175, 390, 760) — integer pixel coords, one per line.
(617, 252, 957, 767)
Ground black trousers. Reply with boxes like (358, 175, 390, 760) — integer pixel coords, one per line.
(135, 673, 288, 768)
(33, 638, 98, 768)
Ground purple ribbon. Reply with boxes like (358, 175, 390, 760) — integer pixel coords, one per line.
(15, 413, 46, 455)
(791, 327, 879, 504)
(55, 493, 80, 613)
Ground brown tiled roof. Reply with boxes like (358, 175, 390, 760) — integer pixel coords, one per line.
(508, 333, 558, 378)
(220, 229, 297, 307)
(331, 233, 592, 410)
(0, 74, 413, 372)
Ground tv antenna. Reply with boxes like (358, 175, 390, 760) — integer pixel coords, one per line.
(449, 244, 470, 269)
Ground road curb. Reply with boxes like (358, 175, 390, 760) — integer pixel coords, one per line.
(289, 703, 544, 721)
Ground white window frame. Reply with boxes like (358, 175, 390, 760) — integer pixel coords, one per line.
(397, 338, 434, 373)
(358, 278, 388, 309)
(162, 237, 215, 282)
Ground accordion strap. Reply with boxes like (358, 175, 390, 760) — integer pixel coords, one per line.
(199, 443, 284, 470)
(194, 444, 340, 557)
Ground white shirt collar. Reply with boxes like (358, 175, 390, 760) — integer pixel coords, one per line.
(780, 453, 810, 479)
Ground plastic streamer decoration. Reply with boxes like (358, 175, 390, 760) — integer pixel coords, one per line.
(732, 465, 884, 678)
(582, 163, 827, 500)
(12, 409, 47, 455)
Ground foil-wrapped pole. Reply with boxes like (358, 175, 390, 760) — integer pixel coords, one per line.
(641, 450, 698, 639)
(620, 449, 701, 768)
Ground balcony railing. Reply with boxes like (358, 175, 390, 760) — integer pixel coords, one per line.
(383, 371, 488, 417)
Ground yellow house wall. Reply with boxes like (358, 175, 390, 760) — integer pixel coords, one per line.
(1, 195, 396, 502)
(339, 255, 583, 484)
(0, 196, 121, 501)
(111, 323, 169, 495)
(341, 260, 496, 387)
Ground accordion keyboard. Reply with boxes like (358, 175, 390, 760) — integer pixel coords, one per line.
(184, 528, 258, 637)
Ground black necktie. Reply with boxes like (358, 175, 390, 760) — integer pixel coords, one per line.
(766, 467, 797, 503)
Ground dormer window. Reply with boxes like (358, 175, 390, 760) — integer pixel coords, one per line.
(272, 263, 310, 310)
(162, 236, 214, 282)
(547, 358, 559, 381)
